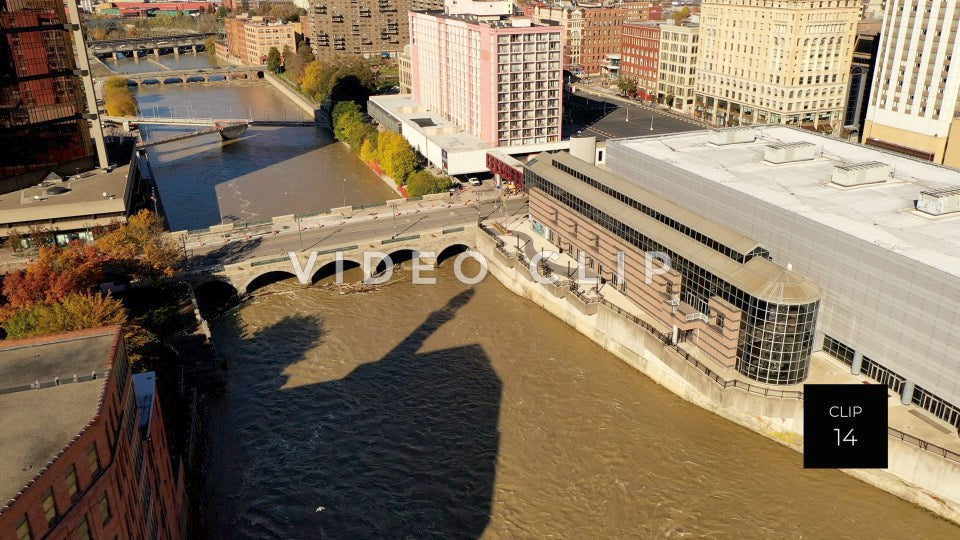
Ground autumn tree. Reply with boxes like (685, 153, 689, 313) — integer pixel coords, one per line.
(617, 76, 638, 98)
(377, 131, 417, 184)
(359, 136, 378, 164)
(103, 76, 137, 117)
(3, 292, 127, 339)
(96, 210, 182, 280)
(0, 243, 106, 319)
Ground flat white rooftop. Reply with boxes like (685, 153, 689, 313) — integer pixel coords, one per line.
(612, 126, 960, 278)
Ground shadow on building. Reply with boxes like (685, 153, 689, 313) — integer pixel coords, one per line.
(202, 288, 501, 538)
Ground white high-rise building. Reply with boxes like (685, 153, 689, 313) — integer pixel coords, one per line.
(861, 0, 960, 167)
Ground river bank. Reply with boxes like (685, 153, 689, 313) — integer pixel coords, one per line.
(473, 224, 960, 527)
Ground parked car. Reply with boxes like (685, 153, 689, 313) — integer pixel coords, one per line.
(468, 177, 482, 186)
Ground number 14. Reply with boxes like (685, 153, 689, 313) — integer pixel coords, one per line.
(834, 428, 858, 446)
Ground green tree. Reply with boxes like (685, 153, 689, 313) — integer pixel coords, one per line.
(332, 100, 362, 127)
(266, 47, 282, 73)
(344, 121, 376, 152)
(673, 6, 691, 20)
(405, 170, 453, 197)
(617, 76, 638, 98)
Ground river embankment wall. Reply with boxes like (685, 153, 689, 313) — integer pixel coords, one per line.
(473, 229, 960, 526)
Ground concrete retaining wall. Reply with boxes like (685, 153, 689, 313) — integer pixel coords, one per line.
(475, 231, 960, 525)
(263, 72, 321, 121)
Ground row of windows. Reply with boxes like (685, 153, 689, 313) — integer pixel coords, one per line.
(823, 335, 960, 429)
(550, 159, 758, 263)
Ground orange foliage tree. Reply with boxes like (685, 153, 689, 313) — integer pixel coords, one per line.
(0, 242, 106, 319)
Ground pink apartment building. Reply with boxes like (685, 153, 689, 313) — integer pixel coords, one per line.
(408, 12, 563, 147)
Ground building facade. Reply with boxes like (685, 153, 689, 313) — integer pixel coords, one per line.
(308, 0, 444, 59)
(408, 12, 563, 146)
(398, 43, 413, 93)
(531, 5, 625, 76)
(607, 126, 960, 428)
(842, 20, 880, 132)
(224, 15, 297, 65)
(620, 1, 658, 22)
(657, 20, 698, 112)
(861, 0, 960, 167)
(0, 327, 185, 540)
(619, 21, 660, 100)
(527, 150, 821, 384)
(0, 0, 99, 190)
(694, 0, 860, 131)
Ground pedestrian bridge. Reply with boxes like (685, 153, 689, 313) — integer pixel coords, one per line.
(184, 224, 479, 299)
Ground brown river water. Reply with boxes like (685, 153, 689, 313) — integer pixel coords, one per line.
(201, 263, 959, 539)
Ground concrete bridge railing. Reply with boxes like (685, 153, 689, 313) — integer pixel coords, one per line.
(186, 224, 478, 295)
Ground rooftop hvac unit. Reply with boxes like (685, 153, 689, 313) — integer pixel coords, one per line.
(917, 187, 960, 216)
(831, 161, 891, 187)
(763, 141, 817, 164)
(708, 127, 757, 146)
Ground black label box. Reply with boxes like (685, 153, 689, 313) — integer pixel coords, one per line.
(803, 384, 888, 469)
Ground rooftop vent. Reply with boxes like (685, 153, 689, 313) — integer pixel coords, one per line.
(708, 128, 756, 146)
(831, 161, 891, 187)
(763, 142, 817, 164)
(917, 187, 960, 216)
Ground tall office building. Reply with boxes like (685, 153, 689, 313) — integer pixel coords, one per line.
(694, 0, 860, 131)
(861, 0, 960, 167)
(842, 20, 880, 132)
(308, 0, 443, 60)
(407, 10, 563, 146)
(0, 0, 106, 190)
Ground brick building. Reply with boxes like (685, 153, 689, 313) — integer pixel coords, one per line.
(619, 21, 659, 101)
(308, 0, 443, 60)
(224, 14, 297, 65)
(531, 4, 625, 76)
(0, 327, 185, 540)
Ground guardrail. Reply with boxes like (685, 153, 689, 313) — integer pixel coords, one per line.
(888, 427, 960, 465)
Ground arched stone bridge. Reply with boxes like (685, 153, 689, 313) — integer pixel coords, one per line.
(185, 225, 480, 299)
(103, 67, 265, 86)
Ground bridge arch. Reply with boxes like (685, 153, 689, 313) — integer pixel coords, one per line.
(311, 258, 362, 284)
(141, 78, 160, 85)
(244, 270, 297, 294)
(437, 243, 470, 266)
(375, 248, 420, 275)
(208, 74, 227, 82)
(185, 76, 205, 83)
(162, 77, 184, 85)
(193, 279, 239, 316)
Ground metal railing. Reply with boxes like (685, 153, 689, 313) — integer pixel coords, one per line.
(888, 427, 960, 465)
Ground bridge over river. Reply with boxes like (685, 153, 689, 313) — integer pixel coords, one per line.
(89, 33, 216, 59)
(179, 195, 527, 296)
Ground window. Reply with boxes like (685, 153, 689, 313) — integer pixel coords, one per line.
(87, 443, 101, 475)
(66, 466, 80, 501)
(16, 516, 31, 540)
(78, 516, 91, 540)
(98, 492, 112, 525)
(42, 489, 58, 525)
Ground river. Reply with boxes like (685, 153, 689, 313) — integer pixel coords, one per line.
(133, 80, 395, 231)
(201, 263, 959, 538)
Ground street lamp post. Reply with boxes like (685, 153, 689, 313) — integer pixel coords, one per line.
(391, 202, 397, 238)
(297, 216, 303, 251)
(342, 178, 346, 207)
(650, 113, 654, 131)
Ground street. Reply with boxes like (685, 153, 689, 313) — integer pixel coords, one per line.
(563, 84, 703, 140)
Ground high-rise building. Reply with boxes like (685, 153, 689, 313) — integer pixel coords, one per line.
(619, 21, 660, 101)
(861, 0, 960, 167)
(0, 327, 185, 539)
(656, 20, 698, 113)
(0, 0, 107, 191)
(308, 0, 444, 60)
(694, 0, 860, 131)
(407, 11, 563, 147)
